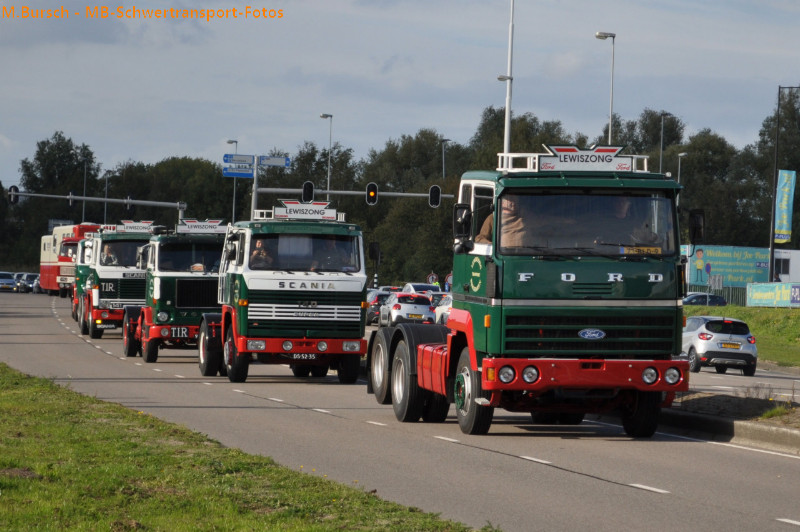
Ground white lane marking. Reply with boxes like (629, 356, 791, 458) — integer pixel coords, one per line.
(95, 345, 103, 350)
(712, 385, 735, 390)
(175, 375, 185, 379)
(776, 518, 800, 526)
(366, 421, 387, 426)
(629, 484, 670, 494)
(135, 363, 143, 366)
(153, 368, 162, 372)
(268, 398, 284, 403)
(434, 436, 459, 443)
(203, 382, 213, 386)
(313, 408, 331, 414)
(233, 389, 245, 393)
(520, 455, 552, 465)
(662, 432, 800, 460)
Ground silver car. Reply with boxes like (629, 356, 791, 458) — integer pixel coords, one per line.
(379, 293, 435, 327)
(682, 316, 757, 376)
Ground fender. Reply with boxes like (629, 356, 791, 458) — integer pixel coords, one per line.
(444, 307, 478, 371)
(140, 306, 154, 341)
(394, 323, 448, 376)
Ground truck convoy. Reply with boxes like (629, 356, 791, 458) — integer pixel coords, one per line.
(75, 221, 153, 339)
(121, 220, 227, 362)
(197, 201, 368, 384)
(40, 222, 101, 298)
(367, 145, 695, 437)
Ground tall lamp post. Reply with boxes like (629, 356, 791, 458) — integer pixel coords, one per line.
(227, 139, 238, 222)
(320, 113, 333, 200)
(595, 31, 615, 145)
(659, 112, 672, 173)
(769, 86, 800, 282)
(498, 0, 514, 157)
(677, 152, 688, 207)
(82, 159, 87, 222)
(441, 138, 450, 181)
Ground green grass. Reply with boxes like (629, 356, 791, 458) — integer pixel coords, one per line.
(0, 364, 493, 531)
(683, 305, 800, 368)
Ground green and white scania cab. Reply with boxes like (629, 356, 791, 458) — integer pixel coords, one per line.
(198, 201, 368, 384)
(76, 221, 153, 339)
(368, 146, 697, 437)
(121, 219, 227, 362)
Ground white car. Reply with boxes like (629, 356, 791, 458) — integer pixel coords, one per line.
(434, 294, 452, 324)
(379, 292, 435, 327)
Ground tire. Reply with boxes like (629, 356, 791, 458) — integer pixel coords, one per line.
(291, 365, 311, 378)
(122, 311, 140, 358)
(88, 314, 103, 339)
(391, 340, 424, 422)
(78, 298, 89, 336)
(454, 347, 493, 435)
(742, 364, 756, 377)
(224, 326, 249, 383)
(621, 391, 661, 438)
(143, 339, 159, 363)
(198, 320, 223, 376)
(370, 330, 393, 404)
(531, 412, 559, 424)
(311, 365, 329, 378)
(688, 348, 701, 373)
(422, 393, 450, 423)
(715, 366, 728, 374)
(558, 413, 585, 425)
(71, 300, 78, 322)
(338, 354, 360, 384)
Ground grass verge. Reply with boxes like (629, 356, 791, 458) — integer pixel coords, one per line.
(0, 363, 490, 531)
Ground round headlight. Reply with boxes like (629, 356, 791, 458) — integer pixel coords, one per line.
(282, 340, 293, 351)
(157, 311, 169, 323)
(664, 367, 681, 385)
(642, 367, 659, 385)
(317, 341, 328, 352)
(160, 328, 170, 337)
(498, 366, 515, 383)
(522, 366, 539, 383)
(100, 311, 109, 319)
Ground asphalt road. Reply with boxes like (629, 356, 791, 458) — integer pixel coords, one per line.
(2, 292, 800, 531)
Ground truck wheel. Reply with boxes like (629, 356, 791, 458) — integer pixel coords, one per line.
(621, 391, 660, 438)
(291, 365, 311, 378)
(391, 340, 423, 422)
(370, 329, 392, 404)
(143, 340, 159, 363)
(88, 316, 103, 339)
(122, 312, 140, 358)
(454, 347, 493, 435)
(224, 327, 249, 383)
(338, 355, 360, 384)
(71, 300, 78, 322)
(688, 348, 701, 373)
(78, 299, 89, 335)
(311, 365, 329, 378)
(422, 393, 449, 423)
(198, 320, 223, 376)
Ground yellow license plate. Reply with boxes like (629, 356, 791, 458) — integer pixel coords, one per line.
(720, 342, 740, 349)
(408, 314, 422, 319)
(621, 246, 662, 255)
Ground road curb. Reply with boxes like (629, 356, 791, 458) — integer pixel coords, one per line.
(660, 409, 800, 455)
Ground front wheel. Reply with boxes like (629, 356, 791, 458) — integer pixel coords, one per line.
(688, 348, 701, 373)
(78, 298, 89, 336)
(454, 348, 493, 435)
(621, 391, 661, 438)
(224, 326, 249, 383)
(742, 364, 756, 377)
(143, 339, 159, 363)
(88, 314, 103, 339)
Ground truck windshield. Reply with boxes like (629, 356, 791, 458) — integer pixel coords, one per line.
(102, 240, 150, 267)
(59, 242, 77, 260)
(159, 242, 222, 273)
(496, 192, 676, 257)
(249, 234, 360, 272)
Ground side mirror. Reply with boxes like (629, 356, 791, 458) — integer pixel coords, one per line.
(452, 203, 472, 239)
(225, 243, 237, 262)
(689, 209, 705, 244)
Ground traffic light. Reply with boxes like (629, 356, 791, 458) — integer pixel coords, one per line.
(428, 185, 441, 208)
(301, 181, 314, 203)
(366, 182, 378, 205)
(7, 185, 19, 205)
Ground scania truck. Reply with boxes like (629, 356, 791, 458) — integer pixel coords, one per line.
(121, 220, 227, 362)
(367, 146, 695, 437)
(198, 201, 368, 384)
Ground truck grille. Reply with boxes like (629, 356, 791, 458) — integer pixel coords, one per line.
(503, 311, 676, 359)
(246, 290, 363, 337)
(176, 279, 218, 308)
(100, 278, 146, 300)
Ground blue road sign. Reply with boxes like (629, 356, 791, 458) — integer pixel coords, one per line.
(222, 166, 254, 179)
(223, 154, 255, 165)
(259, 156, 291, 168)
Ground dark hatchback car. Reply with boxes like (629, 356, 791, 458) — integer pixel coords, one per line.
(683, 293, 727, 306)
(365, 290, 391, 325)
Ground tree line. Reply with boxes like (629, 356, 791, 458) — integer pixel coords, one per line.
(3, 92, 800, 285)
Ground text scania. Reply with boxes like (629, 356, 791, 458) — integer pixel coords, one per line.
(278, 281, 335, 290)
(558, 154, 614, 163)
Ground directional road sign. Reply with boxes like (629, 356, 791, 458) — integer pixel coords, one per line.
(222, 166, 254, 179)
(223, 154, 255, 165)
(259, 156, 291, 168)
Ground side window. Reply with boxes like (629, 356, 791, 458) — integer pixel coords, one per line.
(684, 317, 698, 332)
(473, 186, 494, 240)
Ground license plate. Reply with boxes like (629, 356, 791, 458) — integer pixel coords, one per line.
(621, 246, 662, 255)
(408, 314, 422, 319)
(170, 327, 190, 338)
(720, 342, 740, 349)
(290, 353, 317, 360)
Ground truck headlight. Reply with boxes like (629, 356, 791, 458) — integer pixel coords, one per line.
(156, 312, 169, 323)
(317, 341, 328, 352)
(247, 340, 266, 351)
(642, 367, 659, 385)
(664, 367, 681, 385)
(342, 341, 360, 352)
(498, 366, 515, 383)
(522, 366, 539, 383)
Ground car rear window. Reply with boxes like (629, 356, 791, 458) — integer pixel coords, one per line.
(706, 320, 749, 335)
(399, 295, 430, 305)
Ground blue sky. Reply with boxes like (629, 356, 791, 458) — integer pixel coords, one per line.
(2, 0, 799, 188)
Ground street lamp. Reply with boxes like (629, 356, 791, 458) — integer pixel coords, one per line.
(441, 139, 451, 181)
(320, 113, 333, 200)
(677, 152, 688, 207)
(595, 31, 615, 145)
(659, 112, 672, 173)
(82, 159, 87, 222)
(498, 0, 514, 156)
(227, 139, 238, 222)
